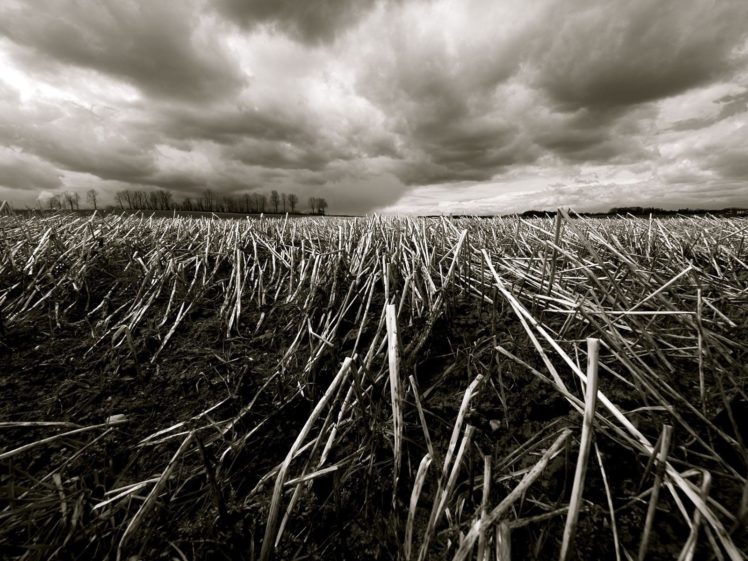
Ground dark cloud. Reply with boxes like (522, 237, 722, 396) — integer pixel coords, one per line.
(414, 117, 522, 164)
(151, 97, 398, 184)
(0, 99, 157, 184)
(216, 0, 381, 45)
(34, 135, 156, 185)
(314, 171, 408, 214)
(354, 7, 532, 186)
(532, 109, 614, 154)
(531, 108, 654, 163)
(155, 103, 314, 145)
(534, 0, 748, 109)
(225, 139, 334, 171)
(351, 0, 748, 191)
(393, 161, 503, 186)
(0, 149, 62, 191)
(144, 172, 221, 194)
(706, 148, 748, 180)
(0, 0, 244, 101)
(393, 119, 538, 185)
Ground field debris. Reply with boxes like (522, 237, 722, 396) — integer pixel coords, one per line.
(1, 211, 747, 560)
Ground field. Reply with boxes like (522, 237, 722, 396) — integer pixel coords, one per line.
(1, 211, 747, 560)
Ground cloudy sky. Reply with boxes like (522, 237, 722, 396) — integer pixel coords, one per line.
(1, 0, 747, 214)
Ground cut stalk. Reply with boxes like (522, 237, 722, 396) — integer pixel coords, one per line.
(386, 303, 403, 493)
(677, 470, 712, 561)
(419, 425, 475, 561)
(259, 357, 353, 561)
(118, 431, 194, 559)
(477, 455, 492, 561)
(560, 338, 600, 561)
(595, 443, 621, 561)
(496, 522, 511, 561)
(453, 428, 572, 561)
(547, 210, 563, 295)
(405, 454, 432, 561)
(637, 424, 673, 561)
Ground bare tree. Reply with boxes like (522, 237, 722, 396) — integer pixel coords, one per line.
(221, 196, 238, 213)
(309, 197, 317, 214)
(288, 193, 298, 213)
(48, 194, 61, 210)
(201, 189, 215, 212)
(63, 192, 76, 210)
(134, 191, 143, 210)
(318, 198, 328, 216)
(120, 190, 134, 209)
(148, 191, 160, 210)
(271, 190, 280, 213)
(282, 193, 287, 213)
(156, 190, 172, 210)
(130, 191, 139, 210)
(86, 189, 98, 210)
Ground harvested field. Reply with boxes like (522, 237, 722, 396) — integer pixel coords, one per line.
(1, 211, 747, 560)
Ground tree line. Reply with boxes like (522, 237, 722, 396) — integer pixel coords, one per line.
(46, 189, 329, 215)
(115, 189, 327, 215)
(520, 207, 748, 218)
(46, 190, 98, 210)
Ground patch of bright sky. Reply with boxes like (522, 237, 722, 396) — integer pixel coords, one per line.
(0, 39, 141, 107)
(379, 163, 656, 215)
(656, 82, 741, 128)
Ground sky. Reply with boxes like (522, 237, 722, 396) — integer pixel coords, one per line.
(0, 0, 747, 215)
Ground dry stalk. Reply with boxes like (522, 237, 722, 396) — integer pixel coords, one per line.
(405, 454, 432, 561)
(637, 424, 673, 561)
(476, 455, 492, 561)
(386, 303, 403, 493)
(117, 431, 195, 560)
(560, 338, 600, 561)
(677, 470, 712, 561)
(452, 428, 572, 561)
(259, 357, 353, 561)
(495, 521, 511, 561)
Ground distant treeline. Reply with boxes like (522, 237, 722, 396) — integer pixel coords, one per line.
(41, 188, 330, 215)
(609, 206, 748, 217)
(519, 207, 748, 218)
(112, 189, 328, 215)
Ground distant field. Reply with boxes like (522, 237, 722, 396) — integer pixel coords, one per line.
(1, 212, 747, 560)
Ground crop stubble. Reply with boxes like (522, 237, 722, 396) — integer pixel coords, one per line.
(1, 211, 747, 560)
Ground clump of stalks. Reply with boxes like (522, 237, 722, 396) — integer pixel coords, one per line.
(0, 210, 746, 560)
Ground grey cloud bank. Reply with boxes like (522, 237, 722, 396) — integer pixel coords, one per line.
(0, 0, 747, 214)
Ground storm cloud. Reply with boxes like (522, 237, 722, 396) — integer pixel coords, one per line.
(0, 147, 62, 191)
(534, 0, 748, 109)
(0, 0, 746, 213)
(0, 0, 244, 101)
(216, 0, 384, 45)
